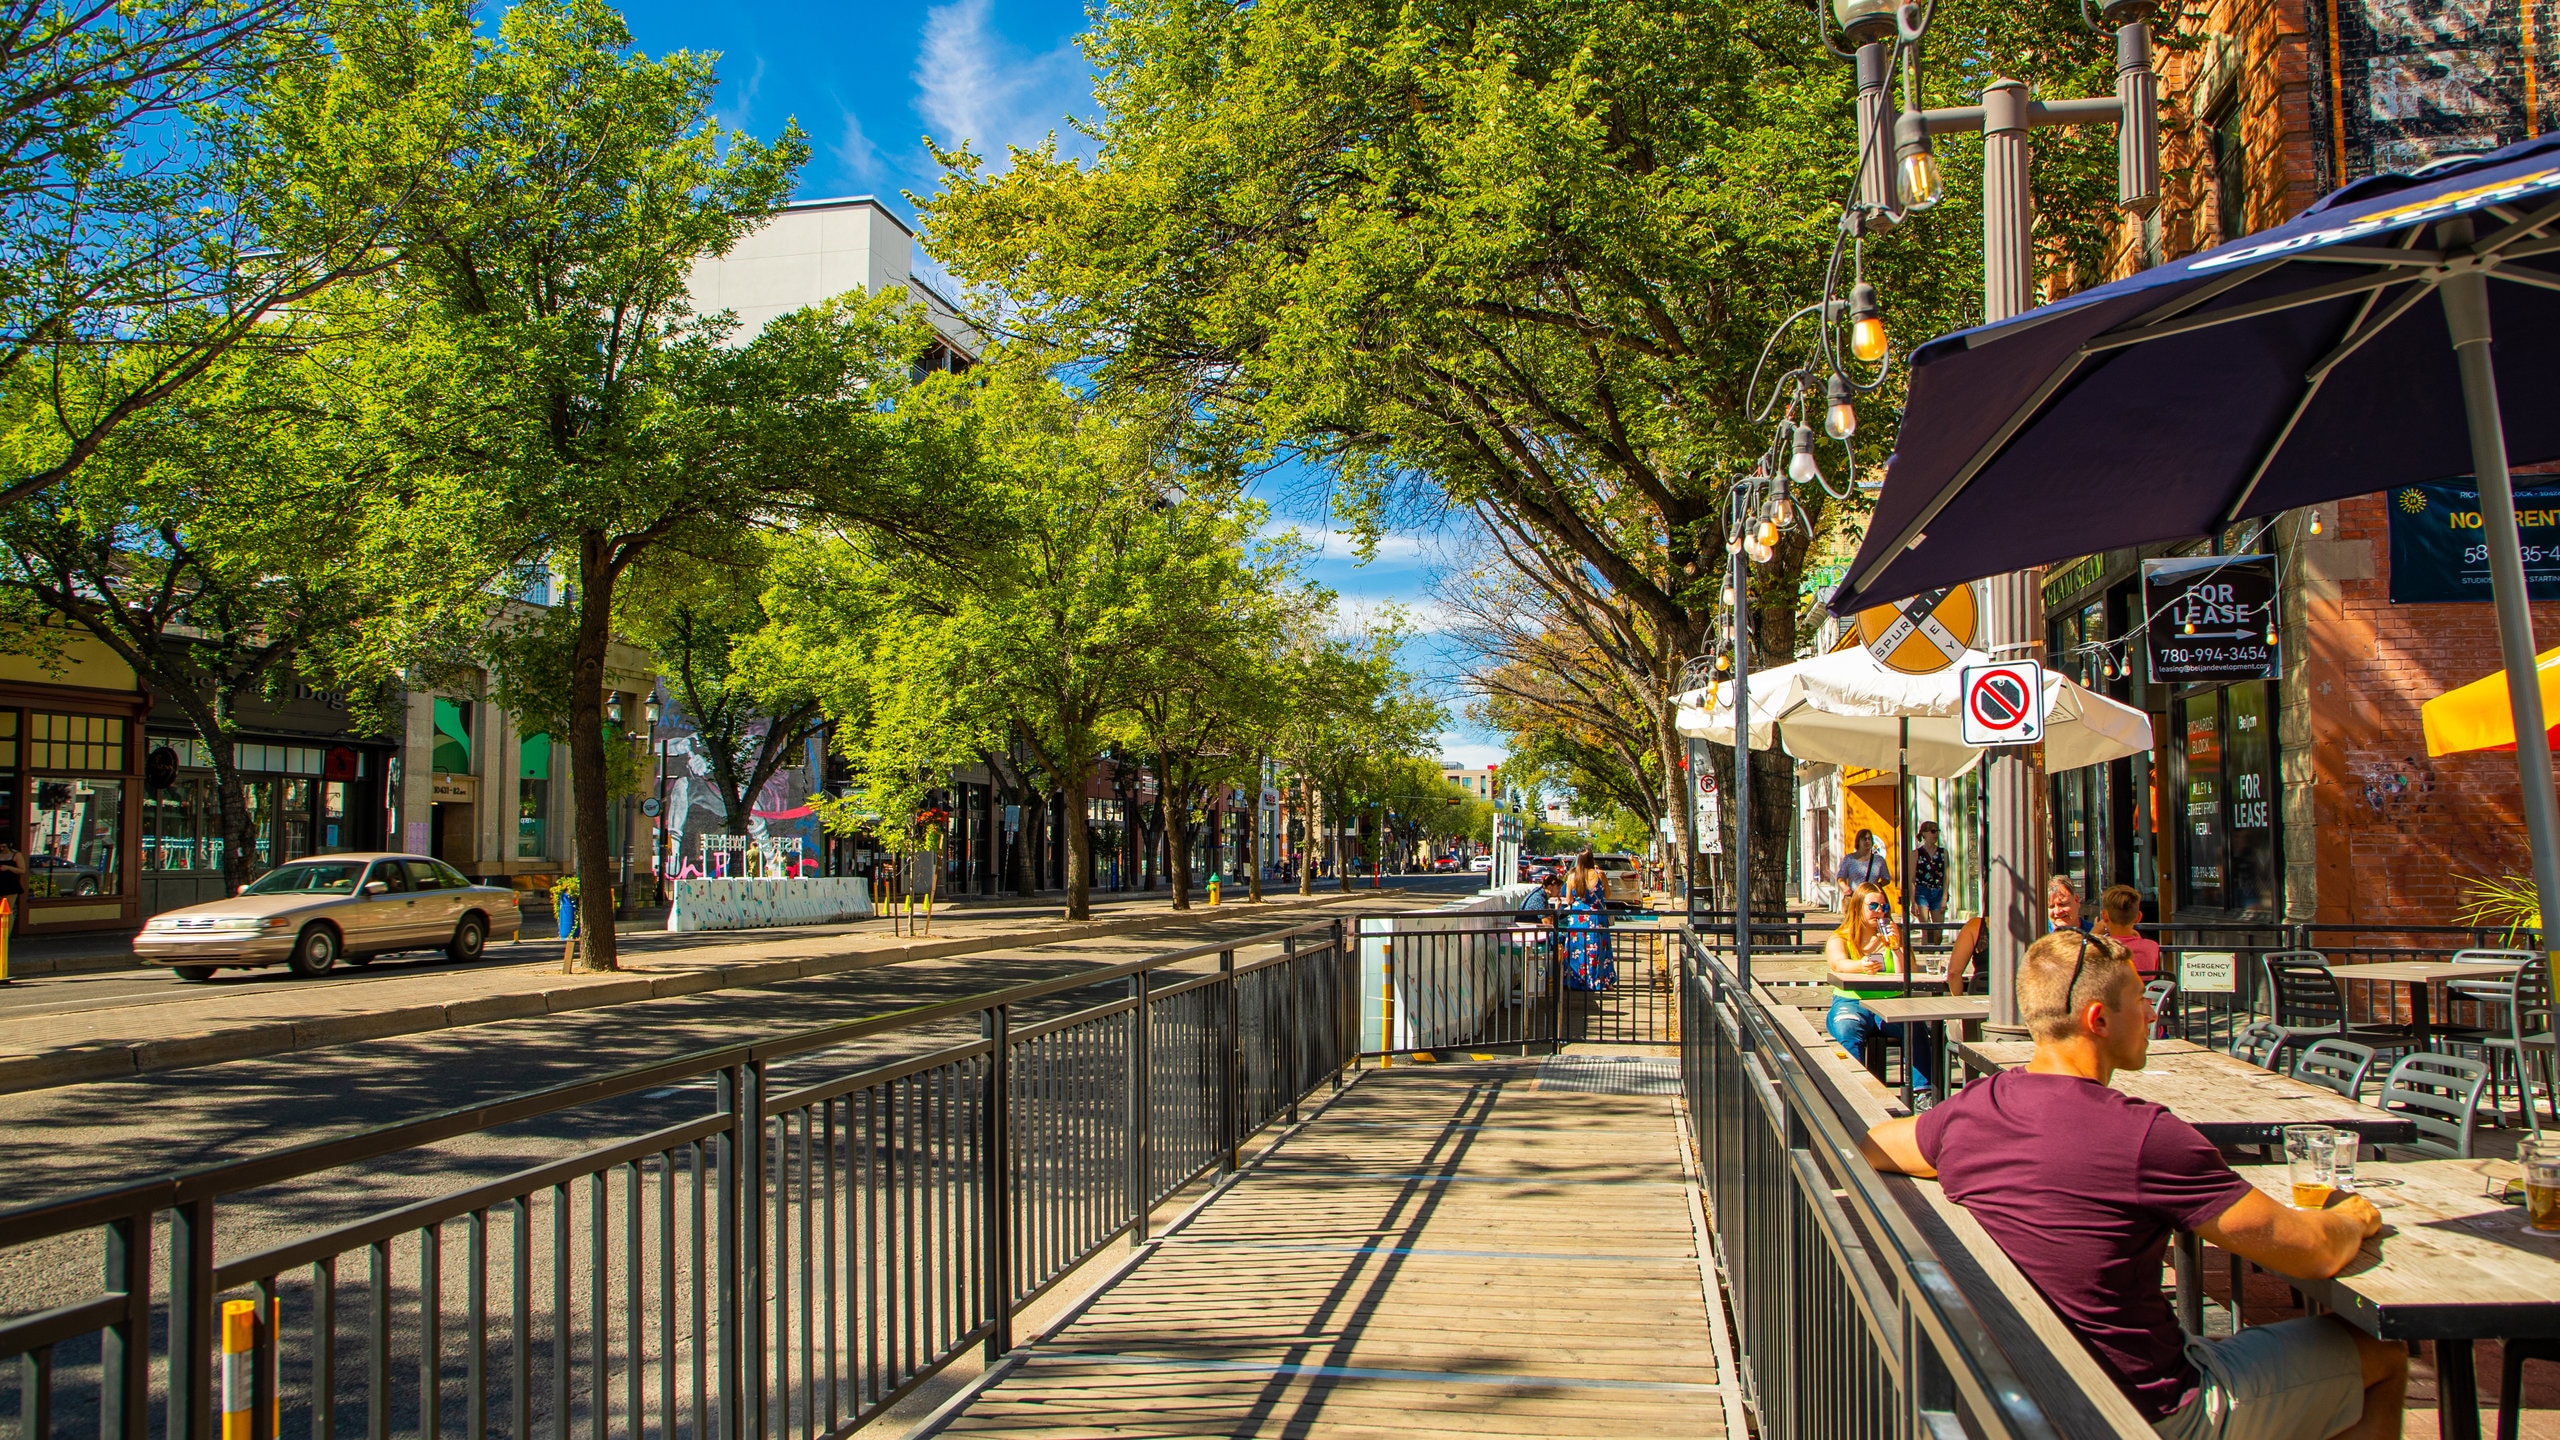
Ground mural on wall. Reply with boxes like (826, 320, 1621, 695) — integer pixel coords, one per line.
(654, 726, 825, 878)
(2327, 0, 2556, 181)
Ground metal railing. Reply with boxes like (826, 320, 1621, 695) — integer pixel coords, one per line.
(1351, 909, 1687, 1053)
(1681, 927, 2115, 1440)
(2139, 922, 2533, 1049)
(0, 920, 1355, 1440)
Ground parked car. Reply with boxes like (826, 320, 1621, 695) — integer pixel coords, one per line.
(133, 853, 524, 982)
(1468, 854, 1494, 873)
(27, 853, 106, 896)
(1591, 852, 1645, 908)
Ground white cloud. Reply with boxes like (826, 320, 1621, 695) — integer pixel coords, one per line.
(714, 55, 767, 135)
(1263, 521, 1427, 563)
(831, 108, 885, 186)
(914, 0, 1092, 163)
(1331, 593, 1455, 635)
(1436, 738, 1507, 769)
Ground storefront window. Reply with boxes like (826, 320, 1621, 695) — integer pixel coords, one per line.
(518, 733, 550, 858)
(143, 781, 197, 870)
(29, 777, 122, 897)
(30, 713, 122, 772)
(2225, 681, 2278, 919)
(2181, 694, 2224, 908)
(321, 781, 350, 852)
(279, 777, 313, 860)
(433, 698, 473, 774)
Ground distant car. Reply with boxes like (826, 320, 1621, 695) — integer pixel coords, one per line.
(1591, 853, 1645, 908)
(1468, 854, 1494, 873)
(133, 853, 524, 982)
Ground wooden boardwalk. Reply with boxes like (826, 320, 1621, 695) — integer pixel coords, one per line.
(935, 1054, 1731, 1438)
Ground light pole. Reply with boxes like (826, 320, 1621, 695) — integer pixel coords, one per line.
(1870, 0, 2162, 1028)
(645, 695, 666, 902)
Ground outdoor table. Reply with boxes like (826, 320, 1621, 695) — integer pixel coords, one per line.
(1866, 995, 1991, 1112)
(2334, 959, 2523, 1048)
(2222, 1159, 2560, 1440)
(1954, 1040, 2418, 1148)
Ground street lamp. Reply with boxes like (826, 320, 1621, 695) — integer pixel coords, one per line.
(645, 695, 668, 901)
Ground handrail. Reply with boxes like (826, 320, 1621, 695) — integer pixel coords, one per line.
(0, 915, 1343, 1250)
(1684, 926, 2112, 1440)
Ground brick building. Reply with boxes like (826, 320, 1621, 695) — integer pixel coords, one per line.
(2038, 0, 2560, 927)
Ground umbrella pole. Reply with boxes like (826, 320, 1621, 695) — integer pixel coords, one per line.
(1732, 546, 1753, 986)
(2445, 265, 2560, 987)
(1899, 717, 1913, 999)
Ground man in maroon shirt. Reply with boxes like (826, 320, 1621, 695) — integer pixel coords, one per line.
(1861, 931, 2405, 1440)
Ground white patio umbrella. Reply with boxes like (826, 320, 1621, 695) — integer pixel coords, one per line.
(1672, 647, 2152, 777)
(1674, 646, 2152, 928)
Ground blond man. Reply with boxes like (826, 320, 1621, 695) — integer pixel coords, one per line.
(1861, 932, 2405, 1440)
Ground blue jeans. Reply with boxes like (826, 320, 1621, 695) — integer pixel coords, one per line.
(1826, 996, 1931, 1091)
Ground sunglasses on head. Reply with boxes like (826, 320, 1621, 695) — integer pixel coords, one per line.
(2065, 933, 2095, 1013)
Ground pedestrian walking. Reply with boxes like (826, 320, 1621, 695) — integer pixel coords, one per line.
(1835, 828, 1892, 893)
(1911, 822, 1948, 926)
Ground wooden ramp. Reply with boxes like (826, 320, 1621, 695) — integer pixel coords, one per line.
(935, 1055, 1730, 1438)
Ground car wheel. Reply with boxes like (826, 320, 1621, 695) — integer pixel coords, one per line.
(77, 878, 97, 895)
(448, 914, 487, 964)
(286, 925, 338, 978)
(174, 965, 218, 983)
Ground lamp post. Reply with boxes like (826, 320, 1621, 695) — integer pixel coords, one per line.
(645, 695, 665, 903)
(1868, 0, 2162, 1029)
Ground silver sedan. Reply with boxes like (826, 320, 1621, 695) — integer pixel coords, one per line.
(132, 852, 525, 982)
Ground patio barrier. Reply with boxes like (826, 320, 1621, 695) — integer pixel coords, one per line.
(0, 918, 1353, 1440)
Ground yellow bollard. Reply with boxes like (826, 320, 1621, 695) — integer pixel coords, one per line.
(920, 891, 933, 936)
(0, 895, 12, 984)
(221, 1298, 256, 1440)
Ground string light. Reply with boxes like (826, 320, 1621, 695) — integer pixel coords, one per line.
(2308, 507, 2324, 536)
(1847, 282, 1888, 363)
(1824, 372, 1857, 439)
(1788, 422, 1824, 484)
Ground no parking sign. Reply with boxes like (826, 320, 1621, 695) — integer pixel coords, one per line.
(1959, 661, 2045, 746)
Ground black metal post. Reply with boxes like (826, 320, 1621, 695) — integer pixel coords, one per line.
(982, 1004, 1015, 1355)
(169, 1198, 214, 1440)
(1127, 970, 1151, 1240)
(1732, 543, 1754, 986)
(1219, 947, 1240, 1171)
(102, 1211, 149, 1440)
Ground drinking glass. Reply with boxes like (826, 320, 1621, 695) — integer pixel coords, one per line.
(2285, 1125, 2338, 1208)
(2524, 1137, 2560, 1234)
(2323, 1131, 2358, 1195)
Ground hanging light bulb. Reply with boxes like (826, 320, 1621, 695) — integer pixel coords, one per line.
(1788, 422, 1823, 485)
(2309, 507, 2324, 536)
(2183, 619, 2197, 635)
(1894, 113, 1943, 211)
(1755, 517, 1780, 550)
(1722, 584, 1737, 609)
(1745, 534, 1775, 564)
(2265, 620, 2279, 647)
(1772, 486, 1796, 527)
(1824, 372, 1857, 440)
(1847, 282, 1888, 364)
(1717, 651, 1731, 673)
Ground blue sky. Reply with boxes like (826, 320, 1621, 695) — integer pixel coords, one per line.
(613, 0, 1503, 766)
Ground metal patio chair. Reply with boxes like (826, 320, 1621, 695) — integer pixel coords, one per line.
(2375, 1051, 2492, 1160)
(2233, 1021, 2286, 1069)
(2143, 978, 2175, 1039)
(2290, 1039, 2376, 1101)
(2258, 950, 2407, 1068)
(2480, 952, 2556, 1136)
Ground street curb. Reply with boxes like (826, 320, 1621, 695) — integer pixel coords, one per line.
(0, 891, 1391, 1097)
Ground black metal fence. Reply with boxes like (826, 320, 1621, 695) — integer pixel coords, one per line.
(2139, 922, 2533, 1049)
(0, 920, 1355, 1440)
(1348, 909, 1687, 1053)
(1680, 927, 2106, 1440)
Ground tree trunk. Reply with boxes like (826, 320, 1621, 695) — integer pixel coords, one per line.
(1654, 694, 1699, 913)
(571, 529, 620, 971)
(1298, 780, 1317, 896)
(1063, 774, 1093, 920)
(1333, 797, 1352, 893)
(1162, 765, 1191, 910)
(1244, 772, 1263, 902)
(213, 751, 255, 893)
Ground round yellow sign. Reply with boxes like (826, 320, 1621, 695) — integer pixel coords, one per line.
(1853, 583, 1980, 676)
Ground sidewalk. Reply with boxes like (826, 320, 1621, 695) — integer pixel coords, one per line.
(0, 890, 1385, 1096)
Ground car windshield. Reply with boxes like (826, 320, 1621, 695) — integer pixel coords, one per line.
(242, 862, 367, 896)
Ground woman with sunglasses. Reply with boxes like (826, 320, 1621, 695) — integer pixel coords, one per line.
(1825, 881, 1931, 1098)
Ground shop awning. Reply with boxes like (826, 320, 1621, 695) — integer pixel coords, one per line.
(2422, 644, 2560, 756)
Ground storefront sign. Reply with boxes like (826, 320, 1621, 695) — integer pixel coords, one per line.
(430, 772, 477, 801)
(2142, 555, 2278, 683)
(2385, 479, 2560, 604)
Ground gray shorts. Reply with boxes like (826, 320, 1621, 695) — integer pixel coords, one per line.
(2154, 1318, 2366, 1440)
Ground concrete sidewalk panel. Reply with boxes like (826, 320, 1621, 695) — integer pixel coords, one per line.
(293, 1006, 449, 1049)
(0, 1045, 138, 1091)
(443, 993, 551, 1027)
(548, 978, 654, 1012)
(134, 1024, 299, 1074)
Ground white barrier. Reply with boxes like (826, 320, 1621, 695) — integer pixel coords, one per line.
(1358, 884, 1541, 1053)
(666, 877, 875, 933)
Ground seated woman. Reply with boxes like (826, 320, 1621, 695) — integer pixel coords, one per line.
(1825, 882, 1929, 1096)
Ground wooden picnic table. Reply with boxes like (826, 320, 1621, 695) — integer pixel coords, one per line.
(2332, 958, 2523, 1047)
(2227, 1159, 2560, 1440)
(1865, 995, 1991, 1110)
(1955, 1039, 2418, 1147)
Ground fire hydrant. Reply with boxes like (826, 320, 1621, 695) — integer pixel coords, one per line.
(1207, 873, 1222, 907)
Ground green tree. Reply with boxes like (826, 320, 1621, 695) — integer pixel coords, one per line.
(354, 0, 956, 968)
(923, 0, 2129, 912)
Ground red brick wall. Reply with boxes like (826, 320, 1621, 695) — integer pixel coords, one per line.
(2298, 493, 2560, 925)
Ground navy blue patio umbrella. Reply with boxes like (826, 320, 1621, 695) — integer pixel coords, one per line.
(1829, 132, 2560, 946)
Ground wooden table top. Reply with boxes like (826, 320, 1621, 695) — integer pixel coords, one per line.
(2334, 959, 2524, 983)
(1954, 1040, 2415, 1145)
(1864, 995, 1991, 1023)
(2230, 1160, 2560, 1340)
